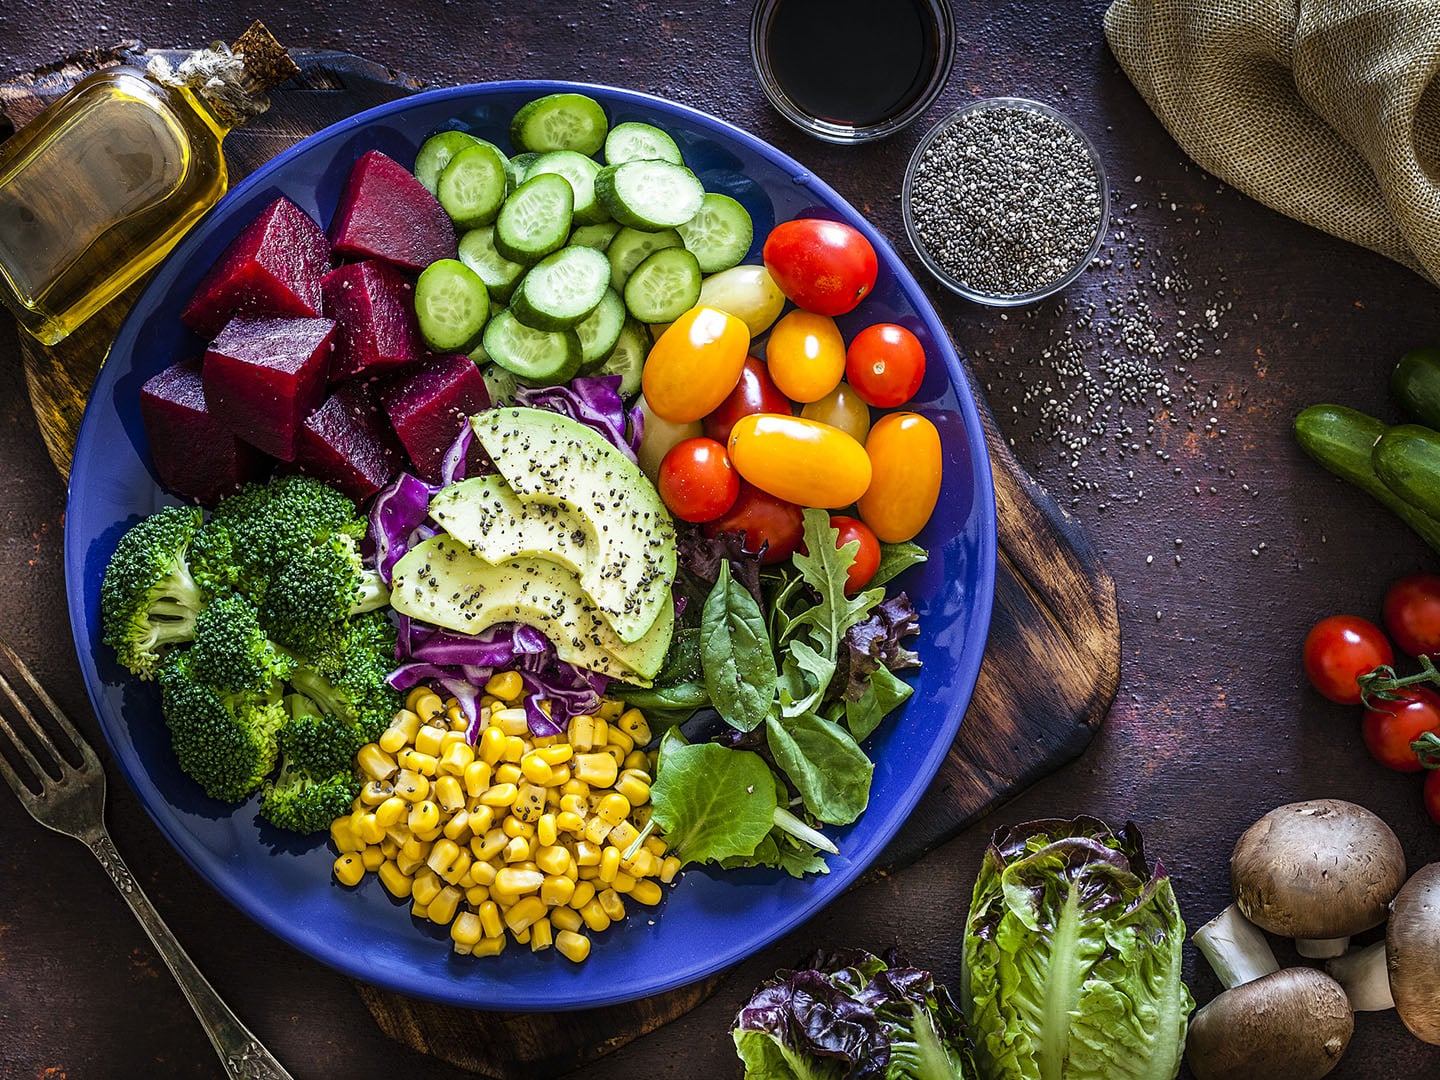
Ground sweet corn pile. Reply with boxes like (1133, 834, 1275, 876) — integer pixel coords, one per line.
(329, 672, 678, 963)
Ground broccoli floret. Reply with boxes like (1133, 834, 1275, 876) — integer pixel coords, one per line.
(101, 505, 207, 679)
(278, 694, 365, 776)
(258, 695, 363, 834)
(288, 612, 403, 746)
(156, 650, 288, 802)
(189, 593, 296, 692)
(259, 533, 389, 657)
(259, 765, 360, 834)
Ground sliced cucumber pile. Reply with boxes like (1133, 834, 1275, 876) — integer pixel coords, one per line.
(411, 91, 755, 388)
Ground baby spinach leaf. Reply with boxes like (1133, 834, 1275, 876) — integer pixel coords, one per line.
(649, 740, 778, 865)
(765, 711, 874, 825)
(702, 561, 776, 732)
(778, 638, 835, 717)
(872, 540, 928, 588)
(845, 663, 914, 741)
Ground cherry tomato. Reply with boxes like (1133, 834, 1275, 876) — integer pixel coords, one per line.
(703, 480, 804, 564)
(1362, 687, 1440, 772)
(727, 413, 871, 508)
(765, 310, 846, 403)
(845, 323, 926, 408)
(829, 515, 881, 594)
(642, 306, 750, 423)
(801, 381, 871, 445)
(657, 437, 740, 523)
(1302, 615, 1394, 705)
(857, 412, 942, 543)
(762, 218, 878, 317)
(1424, 769, 1440, 826)
(702, 356, 792, 445)
(1383, 574, 1440, 657)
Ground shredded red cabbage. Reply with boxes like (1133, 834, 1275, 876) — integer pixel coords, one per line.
(515, 375, 643, 461)
(369, 472, 439, 584)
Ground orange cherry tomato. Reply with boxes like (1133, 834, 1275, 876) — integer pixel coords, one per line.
(800, 381, 871, 445)
(829, 515, 881, 594)
(642, 306, 750, 423)
(727, 413, 871, 508)
(764, 310, 846, 403)
(857, 412, 942, 542)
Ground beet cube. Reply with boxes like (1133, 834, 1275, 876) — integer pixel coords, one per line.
(180, 197, 331, 337)
(329, 150, 457, 272)
(140, 359, 267, 505)
(381, 353, 491, 481)
(202, 316, 336, 461)
(321, 260, 423, 383)
(291, 383, 403, 501)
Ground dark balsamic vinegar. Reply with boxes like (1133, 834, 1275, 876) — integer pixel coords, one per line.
(765, 0, 942, 127)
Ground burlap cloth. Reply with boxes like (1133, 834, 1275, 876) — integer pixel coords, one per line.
(1104, 0, 1440, 285)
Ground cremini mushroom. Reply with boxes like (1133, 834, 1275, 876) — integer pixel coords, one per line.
(1230, 799, 1406, 958)
(1327, 862, 1440, 1044)
(1192, 903, 1281, 987)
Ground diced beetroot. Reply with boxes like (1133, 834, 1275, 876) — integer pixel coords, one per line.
(321, 260, 423, 383)
(329, 150, 457, 272)
(381, 353, 491, 481)
(180, 197, 331, 337)
(139, 359, 268, 505)
(202, 316, 336, 461)
(290, 383, 403, 501)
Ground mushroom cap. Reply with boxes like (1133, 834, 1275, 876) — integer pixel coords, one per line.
(1388, 862, 1440, 1045)
(1186, 967, 1353, 1080)
(1230, 799, 1405, 939)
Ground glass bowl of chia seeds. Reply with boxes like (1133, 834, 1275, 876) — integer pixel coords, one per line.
(901, 97, 1109, 305)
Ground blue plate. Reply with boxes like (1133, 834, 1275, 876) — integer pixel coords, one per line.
(64, 81, 996, 1010)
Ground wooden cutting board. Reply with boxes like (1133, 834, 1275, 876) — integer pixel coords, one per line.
(4, 47, 1119, 1078)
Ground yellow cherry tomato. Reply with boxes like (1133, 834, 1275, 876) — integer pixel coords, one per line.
(727, 413, 871, 508)
(858, 412, 942, 543)
(801, 381, 871, 445)
(763, 310, 846, 403)
(642, 306, 751, 423)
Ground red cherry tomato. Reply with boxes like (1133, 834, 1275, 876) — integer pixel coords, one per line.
(1362, 687, 1440, 772)
(761, 218, 878, 317)
(702, 480, 804, 564)
(1302, 615, 1394, 705)
(1424, 769, 1440, 826)
(1383, 574, 1440, 657)
(702, 356, 792, 444)
(829, 515, 881, 595)
(845, 323, 926, 408)
(657, 437, 739, 523)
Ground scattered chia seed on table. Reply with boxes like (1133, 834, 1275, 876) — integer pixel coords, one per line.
(910, 105, 1103, 296)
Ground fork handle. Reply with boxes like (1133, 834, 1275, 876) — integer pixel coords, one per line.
(87, 831, 295, 1080)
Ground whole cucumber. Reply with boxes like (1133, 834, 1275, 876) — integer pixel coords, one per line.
(1392, 347, 1440, 429)
(1294, 404, 1440, 552)
(1374, 424, 1440, 521)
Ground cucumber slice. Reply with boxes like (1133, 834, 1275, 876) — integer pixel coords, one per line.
(482, 308, 584, 385)
(526, 150, 609, 226)
(415, 259, 491, 353)
(494, 172, 574, 264)
(414, 130, 480, 195)
(574, 288, 626, 365)
(675, 193, 754, 274)
(507, 152, 540, 192)
(569, 222, 621, 251)
(457, 226, 526, 306)
(586, 317, 651, 396)
(595, 160, 706, 230)
(509, 246, 611, 332)
(622, 247, 702, 323)
(437, 142, 510, 229)
(603, 121, 683, 166)
(606, 226, 683, 290)
(510, 92, 609, 156)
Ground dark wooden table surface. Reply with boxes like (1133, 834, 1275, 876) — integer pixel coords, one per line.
(4, 3, 1440, 1078)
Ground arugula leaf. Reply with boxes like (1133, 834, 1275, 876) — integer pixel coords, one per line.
(702, 562, 777, 732)
(650, 739, 778, 865)
(766, 711, 874, 825)
(872, 540, 928, 588)
(722, 832, 832, 878)
(845, 663, 914, 741)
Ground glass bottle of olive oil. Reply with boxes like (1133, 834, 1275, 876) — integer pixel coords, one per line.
(0, 22, 297, 345)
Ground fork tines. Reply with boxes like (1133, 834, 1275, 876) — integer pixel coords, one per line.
(0, 637, 96, 797)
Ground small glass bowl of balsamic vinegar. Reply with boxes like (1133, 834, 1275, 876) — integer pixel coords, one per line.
(750, 0, 956, 143)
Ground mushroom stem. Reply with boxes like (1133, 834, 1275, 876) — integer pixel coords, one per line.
(1327, 941, 1395, 1012)
(1193, 904, 1281, 989)
(1296, 935, 1351, 959)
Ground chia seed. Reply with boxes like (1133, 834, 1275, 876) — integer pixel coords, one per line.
(907, 104, 1103, 297)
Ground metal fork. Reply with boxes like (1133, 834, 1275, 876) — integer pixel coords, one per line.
(0, 637, 294, 1080)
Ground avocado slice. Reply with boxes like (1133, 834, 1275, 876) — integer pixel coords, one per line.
(389, 535, 672, 682)
(431, 475, 589, 575)
(469, 407, 676, 643)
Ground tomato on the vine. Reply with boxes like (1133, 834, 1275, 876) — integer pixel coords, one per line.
(829, 515, 881, 595)
(657, 437, 739, 523)
(1424, 769, 1440, 826)
(761, 218, 878, 316)
(1302, 615, 1394, 705)
(702, 356, 792, 445)
(845, 323, 926, 408)
(1383, 573, 1440, 657)
(1362, 687, 1440, 772)
(702, 480, 804, 564)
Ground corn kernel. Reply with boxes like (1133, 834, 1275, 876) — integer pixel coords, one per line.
(567, 714, 594, 750)
(495, 867, 545, 894)
(380, 838, 400, 860)
(443, 810, 473, 843)
(378, 860, 412, 898)
(359, 779, 394, 806)
(440, 730, 469, 752)
(361, 846, 386, 872)
(535, 844, 570, 876)
(622, 850, 658, 879)
(489, 885, 522, 909)
(574, 839, 602, 866)
(555, 929, 592, 963)
(426, 838, 461, 875)
(598, 888, 626, 921)
(505, 895, 548, 933)
(598, 845, 621, 883)
(520, 753, 554, 786)
(622, 749, 651, 774)
(410, 691, 444, 721)
(584, 816, 613, 845)
(504, 835, 531, 862)
(548, 764, 572, 787)
(372, 795, 405, 830)
(446, 705, 469, 732)
(440, 742, 475, 776)
(536, 743, 574, 765)
(434, 775, 465, 813)
(451, 911, 484, 948)
(643, 836, 668, 858)
(568, 879, 597, 910)
(385, 707, 423, 747)
(397, 747, 438, 777)
(512, 925, 533, 945)
(530, 917, 554, 952)
(502, 736, 527, 763)
(356, 744, 397, 781)
(598, 699, 624, 720)
(478, 900, 504, 938)
(494, 762, 523, 786)
(611, 871, 636, 895)
(630, 805, 652, 830)
(393, 768, 430, 803)
(410, 900, 430, 920)
(660, 856, 682, 884)
(536, 813, 558, 847)
(579, 899, 612, 933)
(550, 906, 584, 933)
(412, 869, 443, 907)
(573, 753, 618, 788)
(540, 874, 576, 907)
(608, 821, 640, 852)
(333, 853, 365, 887)
(561, 778, 591, 799)
(615, 772, 651, 807)
(596, 793, 631, 827)
(485, 670, 524, 700)
(600, 744, 625, 768)
(617, 708, 651, 745)
(490, 707, 527, 736)
(471, 827, 507, 862)
(467, 804, 495, 836)
(556, 810, 586, 835)
(330, 816, 362, 854)
(414, 723, 447, 757)
(480, 782, 519, 807)
(470, 860, 498, 887)
(396, 849, 426, 876)
(606, 726, 635, 755)
(428, 885, 460, 925)
(465, 884, 490, 906)
(591, 717, 609, 748)
(408, 800, 440, 833)
(472, 936, 507, 957)
(478, 726, 507, 765)
(630, 878, 663, 906)
(463, 760, 494, 797)
(512, 783, 547, 822)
